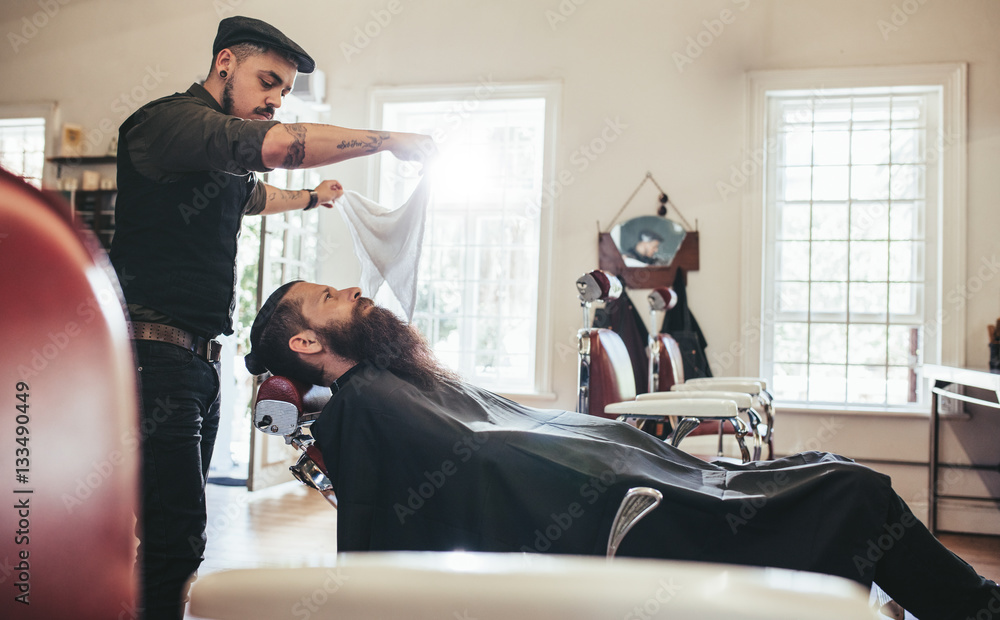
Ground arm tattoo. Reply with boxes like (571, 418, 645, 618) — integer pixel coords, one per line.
(282, 124, 307, 168)
(265, 188, 305, 202)
(337, 132, 389, 154)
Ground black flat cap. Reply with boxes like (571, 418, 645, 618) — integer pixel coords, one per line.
(244, 280, 303, 375)
(214, 16, 315, 74)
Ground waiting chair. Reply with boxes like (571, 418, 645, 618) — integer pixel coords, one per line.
(646, 288, 777, 459)
(574, 271, 757, 463)
(636, 390, 764, 461)
(0, 168, 139, 619)
(673, 379, 774, 458)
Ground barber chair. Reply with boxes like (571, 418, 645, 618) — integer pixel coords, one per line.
(0, 169, 139, 619)
(637, 390, 764, 462)
(252, 372, 664, 555)
(685, 377, 775, 450)
(646, 287, 776, 459)
(575, 271, 757, 463)
(673, 379, 774, 459)
(253, 375, 336, 506)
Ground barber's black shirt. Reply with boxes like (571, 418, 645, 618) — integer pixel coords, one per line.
(110, 83, 280, 338)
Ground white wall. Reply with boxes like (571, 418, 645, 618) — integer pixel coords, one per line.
(3, 0, 999, 414)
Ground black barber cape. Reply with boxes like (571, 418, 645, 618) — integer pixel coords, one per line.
(309, 365, 893, 586)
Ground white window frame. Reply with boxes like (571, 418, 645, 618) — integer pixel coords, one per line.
(742, 64, 967, 411)
(0, 102, 59, 187)
(368, 81, 560, 397)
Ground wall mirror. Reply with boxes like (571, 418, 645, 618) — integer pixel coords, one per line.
(599, 172, 700, 289)
(611, 215, 687, 267)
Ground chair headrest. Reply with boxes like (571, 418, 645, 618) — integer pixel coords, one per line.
(647, 287, 677, 311)
(576, 269, 623, 303)
(254, 375, 332, 436)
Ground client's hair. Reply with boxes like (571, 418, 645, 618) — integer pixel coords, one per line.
(245, 291, 326, 386)
(246, 281, 458, 391)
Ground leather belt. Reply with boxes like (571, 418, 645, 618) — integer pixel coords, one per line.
(130, 321, 223, 363)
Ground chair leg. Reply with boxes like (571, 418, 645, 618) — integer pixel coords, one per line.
(727, 417, 751, 464)
(745, 408, 764, 462)
(669, 417, 702, 447)
(606, 487, 663, 558)
(759, 395, 775, 459)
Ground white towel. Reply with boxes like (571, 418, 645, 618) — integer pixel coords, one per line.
(335, 177, 431, 320)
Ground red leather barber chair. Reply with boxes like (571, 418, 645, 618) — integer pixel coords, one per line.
(0, 168, 139, 619)
(575, 270, 633, 419)
(253, 376, 337, 506)
(647, 286, 726, 443)
(577, 272, 755, 463)
(647, 288, 774, 460)
(252, 343, 666, 557)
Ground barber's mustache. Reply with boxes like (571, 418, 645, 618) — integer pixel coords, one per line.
(254, 106, 276, 119)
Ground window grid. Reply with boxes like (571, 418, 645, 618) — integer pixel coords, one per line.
(769, 94, 930, 406)
(379, 98, 546, 392)
(0, 118, 45, 188)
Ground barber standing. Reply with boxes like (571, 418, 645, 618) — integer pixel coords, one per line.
(109, 16, 434, 619)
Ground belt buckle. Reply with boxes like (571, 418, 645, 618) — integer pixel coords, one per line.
(206, 339, 223, 363)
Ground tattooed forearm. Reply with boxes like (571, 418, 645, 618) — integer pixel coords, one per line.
(256, 184, 306, 215)
(337, 132, 389, 154)
(282, 124, 307, 168)
(266, 188, 304, 203)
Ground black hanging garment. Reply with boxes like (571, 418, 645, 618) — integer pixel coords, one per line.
(592, 290, 650, 394)
(661, 268, 713, 380)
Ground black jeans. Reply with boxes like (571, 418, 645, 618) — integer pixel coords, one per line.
(133, 340, 220, 620)
(875, 491, 1000, 620)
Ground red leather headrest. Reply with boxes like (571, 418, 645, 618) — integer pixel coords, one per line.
(648, 287, 678, 312)
(256, 375, 332, 415)
(576, 269, 624, 303)
(256, 375, 311, 413)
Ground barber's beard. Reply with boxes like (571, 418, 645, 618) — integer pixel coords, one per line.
(316, 300, 456, 390)
(221, 78, 235, 115)
(220, 75, 275, 119)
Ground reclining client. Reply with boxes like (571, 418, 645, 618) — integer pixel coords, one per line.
(244, 280, 999, 620)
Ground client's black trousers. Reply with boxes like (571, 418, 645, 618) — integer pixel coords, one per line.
(133, 340, 221, 620)
(875, 492, 999, 620)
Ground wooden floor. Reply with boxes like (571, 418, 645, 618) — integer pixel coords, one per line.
(186, 481, 1000, 616)
(198, 481, 339, 575)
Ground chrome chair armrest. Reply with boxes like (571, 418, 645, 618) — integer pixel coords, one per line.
(605, 398, 752, 463)
(637, 391, 764, 460)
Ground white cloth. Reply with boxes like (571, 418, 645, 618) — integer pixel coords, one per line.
(335, 177, 431, 320)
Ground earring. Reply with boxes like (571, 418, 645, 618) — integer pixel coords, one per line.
(220, 70, 227, 78)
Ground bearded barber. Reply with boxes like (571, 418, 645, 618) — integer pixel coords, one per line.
(108, 16, 435, 619)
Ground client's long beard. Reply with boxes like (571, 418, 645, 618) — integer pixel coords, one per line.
(317, 300, 455, 390)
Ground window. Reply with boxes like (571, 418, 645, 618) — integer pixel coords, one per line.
(0, 117, 45, 188)
(225, 93, 327, 489)
(745, 65, 966, 409)
(372, 83, 558, 394)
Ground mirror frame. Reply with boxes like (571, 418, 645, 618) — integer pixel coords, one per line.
(598, 230, 699, 289)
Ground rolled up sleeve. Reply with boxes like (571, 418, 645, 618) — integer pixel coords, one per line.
(127, 98, 281, 181)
